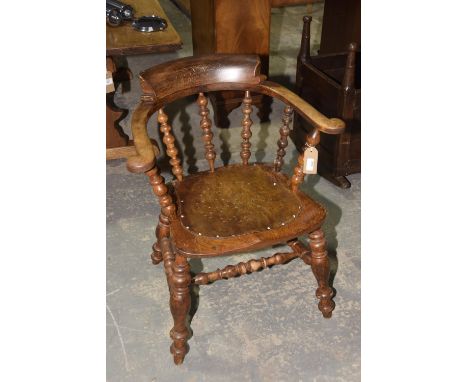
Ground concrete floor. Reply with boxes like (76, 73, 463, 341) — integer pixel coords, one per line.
(107, 1, 360, 381)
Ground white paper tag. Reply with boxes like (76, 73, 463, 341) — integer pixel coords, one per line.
(305, 157, 315, 171)
(303, 146, 318, 174)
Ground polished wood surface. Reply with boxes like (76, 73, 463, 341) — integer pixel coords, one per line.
(197, 93, 216, 172)
(158, 109, 184, 181)
(175, 164, 302, 238)
(271, 0, 314, 6)
(106, 0, 181, 160)
(171, 164, 325, 257)
(127, 54, 340, 364)
(274, 105, 293, 172)
(128, 54, 344, 174)
(190, 0, 271, 126)
(106, 0, 182, 55)
(295, 16, 360, 188)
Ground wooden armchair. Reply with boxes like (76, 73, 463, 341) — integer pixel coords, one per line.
(126, 54, 345, 365)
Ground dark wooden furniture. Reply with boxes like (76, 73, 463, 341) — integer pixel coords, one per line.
(190, 0, 271, 127)
(320, 0, 360, 54)
(127, 54, 345, 364)
(294, 16, 360, 188)
(106, 0, 182, 160)
(175, 0, 314, 16)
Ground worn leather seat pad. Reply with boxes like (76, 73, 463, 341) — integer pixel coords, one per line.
(174, 164, 303, 238)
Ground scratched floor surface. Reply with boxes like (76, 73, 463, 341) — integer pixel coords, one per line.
(107, 1, 360, 381)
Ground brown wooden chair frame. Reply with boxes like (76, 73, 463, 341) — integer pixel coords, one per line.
(126, 54, 345, 365)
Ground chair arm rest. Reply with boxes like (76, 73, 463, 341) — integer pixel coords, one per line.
(126, 102, 159, 173)
(254, 81, 346, 135)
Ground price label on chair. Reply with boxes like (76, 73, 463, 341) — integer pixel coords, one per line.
(303, 146, 318, 174)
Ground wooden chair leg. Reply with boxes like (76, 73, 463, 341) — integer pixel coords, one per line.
(150, 212, 172, 265)
(308, 229, 335, 318)
(151, 240, 163, 265)
(169, 253, 192, 365)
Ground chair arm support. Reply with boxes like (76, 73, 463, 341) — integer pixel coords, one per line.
(253, 81, 346, 135)
(126, 101, 160, 173)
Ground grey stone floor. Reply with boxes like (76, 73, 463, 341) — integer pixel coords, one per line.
(107, 1, 360, 381)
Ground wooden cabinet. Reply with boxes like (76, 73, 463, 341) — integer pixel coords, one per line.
(293, 17, 360, 188)
(320, 0, 361, 54)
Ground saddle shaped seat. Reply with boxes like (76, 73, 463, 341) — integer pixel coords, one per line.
(171, 163, 326, 257)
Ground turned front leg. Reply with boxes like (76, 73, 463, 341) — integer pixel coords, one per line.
(169, 254, 192, 365)
(308, 229, 335, 318)
(146, 167, 175, 265)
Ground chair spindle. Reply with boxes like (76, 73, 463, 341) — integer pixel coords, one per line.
(291, 127, 320, 192)
(197, 93, 216, 172)
(274, 105, 293, 172)
(240, 90, 253, 165)
(158, 108, 183, 181)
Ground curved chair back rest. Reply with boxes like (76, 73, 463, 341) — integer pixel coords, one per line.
(139, 54, 264, 106)
(127, 54, 345, 183)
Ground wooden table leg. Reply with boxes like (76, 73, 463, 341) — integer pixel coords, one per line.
(106, 56, 159, 160)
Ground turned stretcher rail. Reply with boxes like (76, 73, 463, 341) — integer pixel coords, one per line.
(192, 240, 311, 285)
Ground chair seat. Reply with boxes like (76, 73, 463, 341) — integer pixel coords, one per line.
(171, 164, 326, 257)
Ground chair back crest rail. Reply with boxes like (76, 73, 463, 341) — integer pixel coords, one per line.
(127, 55, 345, 178)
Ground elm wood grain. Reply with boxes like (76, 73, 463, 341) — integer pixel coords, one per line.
(174, 164, 303, 240)
(171, 164, 325, 258)
(106, 0, 182, 56)
(294, 16, 360, 188)
(127, 54, 340, 364)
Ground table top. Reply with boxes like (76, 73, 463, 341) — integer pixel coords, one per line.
(106, 0, 182, 56)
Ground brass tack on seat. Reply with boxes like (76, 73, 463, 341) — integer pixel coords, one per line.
(181, 214, 185, 218)
(186, 226, 190, 229)
(293, 214, 296, 218)
(198, 233, 202, 236)
(267, 226, 271, 230)
(216, 235, 219, 238)
(281, 222, 285, 226)
(273, 182, 277, 186)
